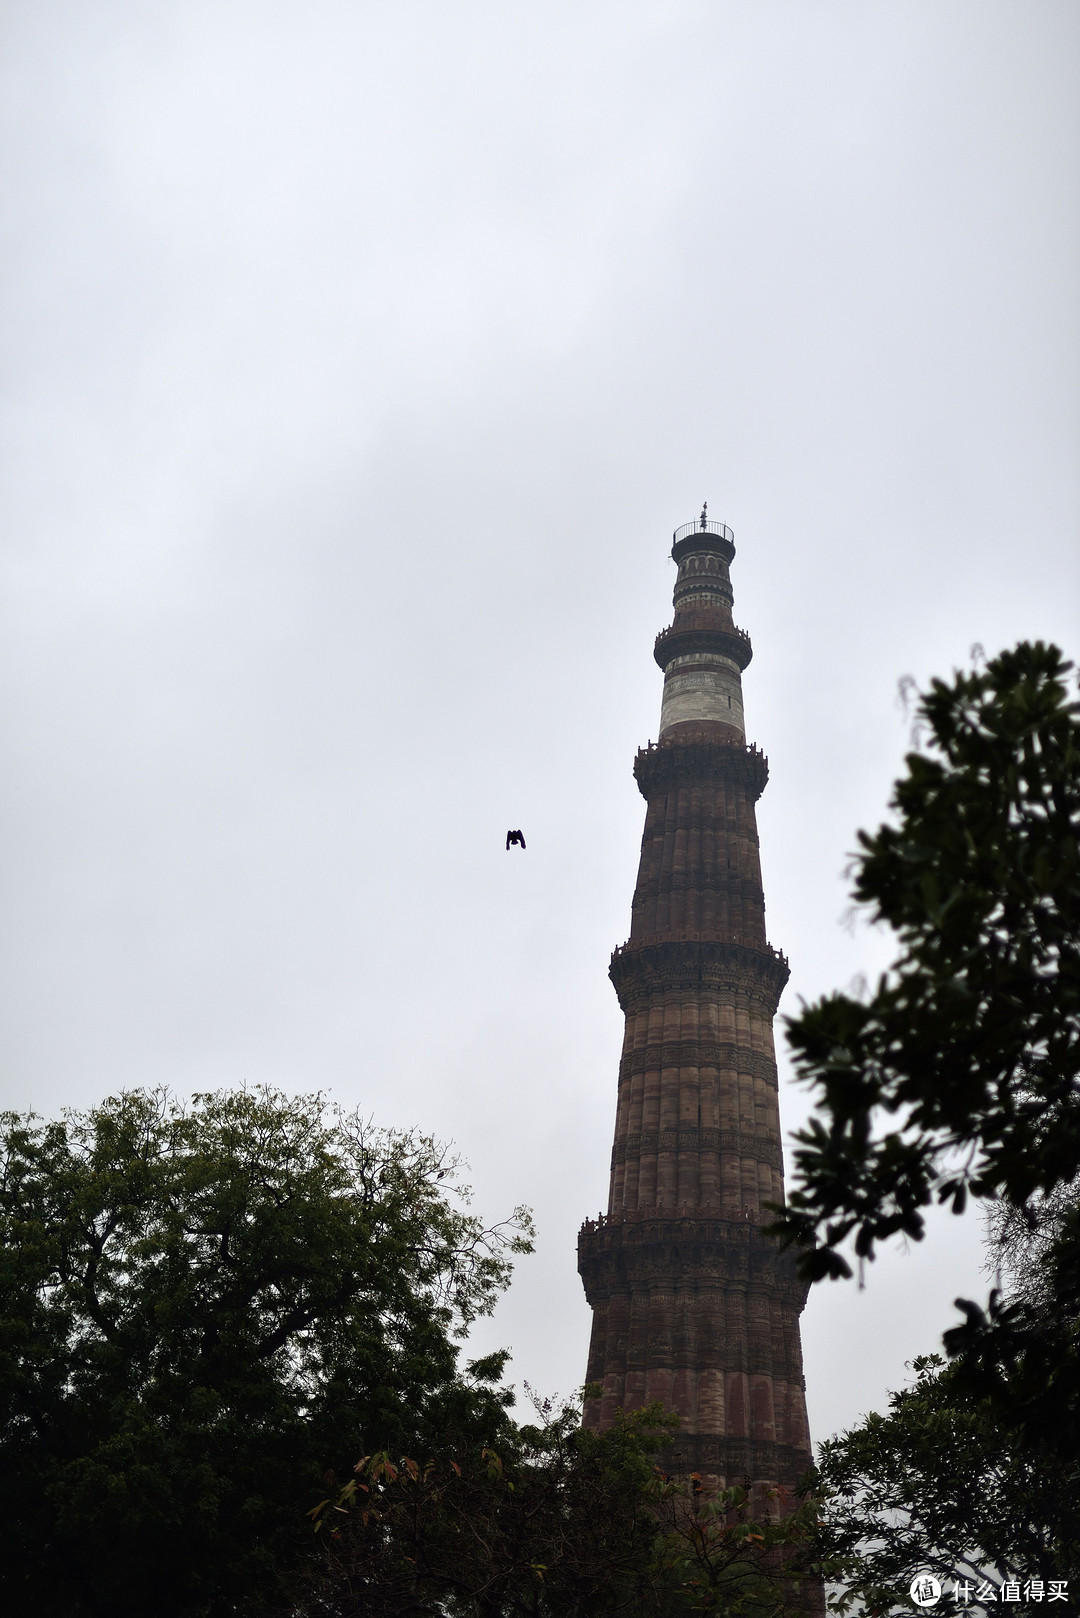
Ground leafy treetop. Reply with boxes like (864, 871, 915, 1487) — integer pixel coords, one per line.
(769, 642, 1080, 1281)
(0, 1085, 532, 1618)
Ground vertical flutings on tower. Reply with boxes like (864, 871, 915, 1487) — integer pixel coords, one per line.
(577, 514, 813, 1496)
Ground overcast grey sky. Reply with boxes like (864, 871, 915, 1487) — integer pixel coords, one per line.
(1, 0, 1078, 1447)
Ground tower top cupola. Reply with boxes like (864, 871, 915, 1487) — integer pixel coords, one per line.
(654, 512, 752, 743)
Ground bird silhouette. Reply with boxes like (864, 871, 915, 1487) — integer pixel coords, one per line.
(505, 829, 526, 850)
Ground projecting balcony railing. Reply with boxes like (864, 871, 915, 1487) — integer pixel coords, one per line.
(673, 518, 734, 543)
(653, 621, 753, 670)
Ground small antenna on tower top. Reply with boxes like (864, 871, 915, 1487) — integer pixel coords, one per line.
(700, 501, 708, 530)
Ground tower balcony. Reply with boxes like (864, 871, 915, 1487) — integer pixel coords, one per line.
(654, 622, 753, 671)
(633, 736, 768, 800)
(671, 520, 736, 566)
(608, 937, 790, 1014)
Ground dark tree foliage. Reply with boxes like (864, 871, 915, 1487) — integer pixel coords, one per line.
(765, 640, 1080, 1576)
(770, 641, 1080, 1281)
(0, 1087, 532, 1618)
(942, 1199, 1080, 1473)
(815, 1355, 1077, 1618)
(650, 1472, 826, 1618)
(982, 1175, 1079, 1312)
(298, 1398, 827, 1618)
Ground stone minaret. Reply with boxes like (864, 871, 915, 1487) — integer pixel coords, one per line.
(578, 513, 812, 1496)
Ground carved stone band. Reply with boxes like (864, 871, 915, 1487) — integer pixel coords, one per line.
(618, 1042, 778, 1088)
(611, 1126, 783, 1172)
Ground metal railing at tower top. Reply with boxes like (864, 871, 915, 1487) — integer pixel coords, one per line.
(672, 518, 734, 543)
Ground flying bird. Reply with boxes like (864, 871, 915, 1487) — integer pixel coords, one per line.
(505, 829, 526, 850)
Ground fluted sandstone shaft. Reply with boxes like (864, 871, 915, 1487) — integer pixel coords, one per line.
(578, 518, 813, 1493)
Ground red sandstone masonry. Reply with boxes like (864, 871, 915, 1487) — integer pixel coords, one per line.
(577, 523, 813, 1497)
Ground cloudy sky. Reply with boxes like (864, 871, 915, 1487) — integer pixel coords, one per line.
(1, 0, 1077, 1447)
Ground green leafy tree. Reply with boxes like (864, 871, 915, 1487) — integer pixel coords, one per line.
(982, 1173, 1080, 1310)
(302, 1400, 674, 1617)
(300, 1398, 826, 1618)
(0, 1086, 532, 1618)
(815, 1354, 1076, 1618)
(763, 640, 1080, 1595)
(771, 640, 1080, 1280)
(768, 642, 1079, 1422)
(649, 1474, 826, 1618)
(941, 1197, 1080, 1476)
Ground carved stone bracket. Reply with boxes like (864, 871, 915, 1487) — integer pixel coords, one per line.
(634, 739, 769, 801)
(577, 1211, 810, 1312)
(609, 939, 790, 1014)
(654, 623, 753, 672)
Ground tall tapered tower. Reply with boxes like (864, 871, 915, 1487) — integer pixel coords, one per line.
(578, 513, 812, 1495)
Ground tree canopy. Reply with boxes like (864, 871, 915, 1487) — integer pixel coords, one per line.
(299, 1397, 826, 1618)
(2, 1092, 825, 1618)
(816, 1353, 1077, 1618)
(815, 1176, 1080, 1615)
(765, 640, 1080, 1604)
(770, 640, 1080, 1277)
(0, 1085, 532, 1617)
